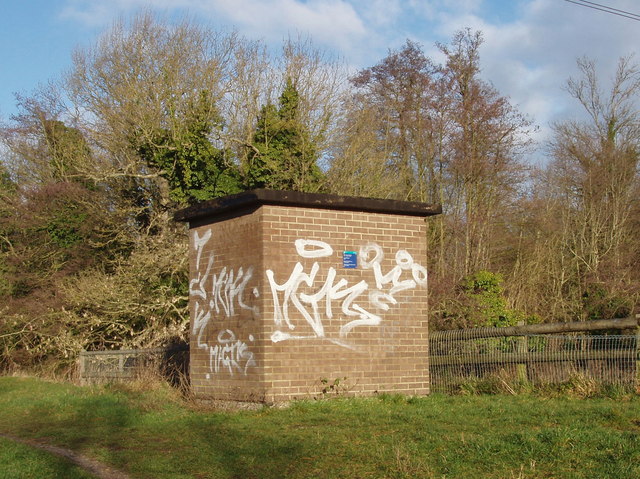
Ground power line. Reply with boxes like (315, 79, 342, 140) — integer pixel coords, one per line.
(565, 0, 640, 19)
(563, 0, 640, 21)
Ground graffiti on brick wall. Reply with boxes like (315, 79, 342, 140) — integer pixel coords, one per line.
(189, 229, 427, 363)
(190, 229, 258, 378)
(209, 330, 256, 376)
(266, 239, 427, 349)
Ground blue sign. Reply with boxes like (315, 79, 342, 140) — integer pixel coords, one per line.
(343, 251, 357, 268)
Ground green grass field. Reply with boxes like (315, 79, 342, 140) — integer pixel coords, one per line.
(0, 376, 639, 478)
(0, 437, 95, 479)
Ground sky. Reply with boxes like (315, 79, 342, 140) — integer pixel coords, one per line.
(1, 0, 640, 162)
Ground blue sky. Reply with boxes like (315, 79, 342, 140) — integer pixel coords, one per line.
(2, 0, 640, 158)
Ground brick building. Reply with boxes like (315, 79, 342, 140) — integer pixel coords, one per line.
(175, 189, 441, 403)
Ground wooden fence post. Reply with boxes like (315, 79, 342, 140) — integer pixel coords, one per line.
(516, 321, 528, 384)
(430, 316, 640, 393)
(78, 351, 86, 386)
(118, 354, 125, 377)
(636, 314, 640, 392)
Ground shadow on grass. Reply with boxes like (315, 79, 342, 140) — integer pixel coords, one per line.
(3, 377, 640, 479)
(0, 379, 137, 474)
(116, 407, 311, 479)
(0, 378, 309, 478)
(0, 437, 96, 479)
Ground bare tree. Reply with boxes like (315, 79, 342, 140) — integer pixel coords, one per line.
(64, 12, 244, 201)
(440, 29, 533, 276)
(544, 56, 640, 319)
(329, 32, 532, 287)
(341, 39, 442, 202)
(0, 11, 355, 369)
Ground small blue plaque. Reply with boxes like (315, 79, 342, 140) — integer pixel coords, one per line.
(343, 251, 357, 268)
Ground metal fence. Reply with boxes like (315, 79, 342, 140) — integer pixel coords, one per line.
(78, 318, 639, 395)
(429, 316, 640, 394)
(78, 345, 188, 385)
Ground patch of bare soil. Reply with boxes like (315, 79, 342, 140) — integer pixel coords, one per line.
(0, 433, 131, 479)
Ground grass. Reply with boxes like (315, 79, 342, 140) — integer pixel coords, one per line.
(0, 376, 639, 478)
(0, 437, 95, 479)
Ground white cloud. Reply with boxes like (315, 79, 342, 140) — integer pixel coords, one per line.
(55, 0, 640, 161)
(60, 0, 368, 50)
(359, 0, 404, 27)
(203, 0, 366, 48)
(395, 0, 640, 157)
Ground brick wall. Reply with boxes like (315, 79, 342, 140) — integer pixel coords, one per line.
(261, 205, 429, 401)
(178, 190, 440, 403)
(189, 208, 265, 401)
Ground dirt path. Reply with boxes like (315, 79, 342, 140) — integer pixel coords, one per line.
(0, 433, 132, 479)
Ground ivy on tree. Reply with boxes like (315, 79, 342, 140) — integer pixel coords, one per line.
(461, 271, 527, 328)
(246, 78, 324, 192)
(136, 90, 242, 206)
(43, 119, 92, 184)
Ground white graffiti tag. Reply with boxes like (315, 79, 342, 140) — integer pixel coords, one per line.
(208, 330, 257, 377)
(267, 240, 427, 349)
(211, 266, 259, 317)
(190, 229, 258, 377)
(294, 239, 334, 258)
(360, 243, 428, 296)
(189, 231, 214, 301)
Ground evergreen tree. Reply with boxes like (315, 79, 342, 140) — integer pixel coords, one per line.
(246, 102, 280, 189)
(136, 90, 242, 206)
(246, 78, 324, 192)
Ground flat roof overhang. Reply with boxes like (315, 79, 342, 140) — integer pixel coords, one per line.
(174, 189, 442, 225)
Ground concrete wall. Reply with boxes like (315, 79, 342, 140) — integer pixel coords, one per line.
(180, 190, 439, 402)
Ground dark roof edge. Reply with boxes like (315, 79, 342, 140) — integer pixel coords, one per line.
(174, 189, 442, 223)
